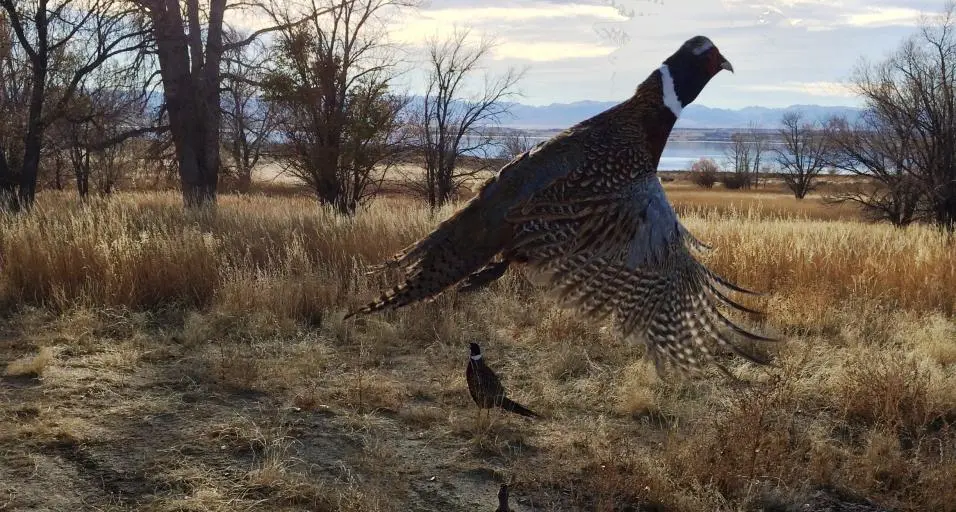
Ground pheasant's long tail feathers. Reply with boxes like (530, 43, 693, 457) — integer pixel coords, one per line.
(346, 199, 510, 319)
(457, 260, 512, 293)
(345, 244, 494, 318)
(498, 397, 540, 419)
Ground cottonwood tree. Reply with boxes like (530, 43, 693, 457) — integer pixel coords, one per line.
(724, 132, 753, 189)
(220, 32, 275, 193)
(132, 0, 336, 207)
(825, 114, 922, 226)
(0, 0, 147, 210)
(723, 122, 769, 189)
(263, 0, 411, 214)
(411, 30, 522, 209)
(0, 12, 29, 201)
(747, 122, 769, 188)
(496, 129, 534, 161)
(845, 4, 956, 230)
(61, 86, 153, 196)
(775, 111, 830, 199)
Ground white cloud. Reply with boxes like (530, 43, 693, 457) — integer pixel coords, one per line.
(844, 7, 922, 27)
(740, 81, 856, 97)
(229, 0, 939, 107)
(720, 0, 926, 30)
(494, 41, 618, 61)
(420, 4, 628, 23)
(389, 3, 628, 44)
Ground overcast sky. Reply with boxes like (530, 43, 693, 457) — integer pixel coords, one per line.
(384, 0, 942, 109)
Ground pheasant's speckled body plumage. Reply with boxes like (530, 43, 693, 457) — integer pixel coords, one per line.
(348, 36, 775, 375)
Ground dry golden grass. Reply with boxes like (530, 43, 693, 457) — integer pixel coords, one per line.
(4, 346, 54, 377)
(0, 187, 954, 511)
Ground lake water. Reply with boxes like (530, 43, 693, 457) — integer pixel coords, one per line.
(523, 137, 739, 171)
(658, 140, 733, 171)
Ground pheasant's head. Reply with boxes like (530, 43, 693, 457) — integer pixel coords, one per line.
(469, 342, 482, 360)
(659, 36, 733, 117)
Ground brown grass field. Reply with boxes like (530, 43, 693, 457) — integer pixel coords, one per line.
(1, 177, 955, 511)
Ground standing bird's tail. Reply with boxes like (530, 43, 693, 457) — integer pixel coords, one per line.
(498, 396, 540, 419)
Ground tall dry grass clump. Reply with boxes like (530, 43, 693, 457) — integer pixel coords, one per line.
(3, 191, 953, 318)
(0, 192, 444, 312)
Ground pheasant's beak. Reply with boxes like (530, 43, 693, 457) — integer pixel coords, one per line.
(720, 57, 734, 73)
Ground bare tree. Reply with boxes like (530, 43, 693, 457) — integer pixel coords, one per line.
(723, 122, 769, 190)
(0, 12, 29, 201)
(824, 114, 922, 226)
(748, 122, 769, 188)
(775, 111, 830, 199)
(845, 4, 956, 230)
(412, 30, 523, 209)
(724, 131, 752, 189)
(0, 0, 147, 210)
(496, 129, 534, 161)
(132, 0, 335, 207)
(221, 33, 275, 193)
(43, 59, 155, 197)
(263, 0, 411, 214)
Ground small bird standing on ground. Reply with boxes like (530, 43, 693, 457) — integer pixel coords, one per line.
(348, 36, 775, 376)
(466, 343, 539, 420)
(495, 483, 511, 512)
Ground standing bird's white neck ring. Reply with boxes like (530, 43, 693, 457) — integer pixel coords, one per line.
(470, 354, 482, 361)
(659, 64, 682, 118)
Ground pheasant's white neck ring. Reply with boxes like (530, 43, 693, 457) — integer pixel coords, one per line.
(659, 64, 682, 118)
(470, 354, 482, 361)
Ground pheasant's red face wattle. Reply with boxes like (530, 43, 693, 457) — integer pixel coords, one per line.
(704, 48, 733, 77)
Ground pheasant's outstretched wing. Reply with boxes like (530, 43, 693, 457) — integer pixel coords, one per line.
(512, 174, 774, 374)
(346, 127, 593, 318)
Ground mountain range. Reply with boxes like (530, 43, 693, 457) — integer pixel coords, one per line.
(500, 101, 863, 130)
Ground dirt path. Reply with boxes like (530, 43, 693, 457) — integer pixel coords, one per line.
(0, 315, 549, 511)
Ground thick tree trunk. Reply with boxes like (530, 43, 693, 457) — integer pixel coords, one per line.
(150, 0, 223, 208)
(171, 114, 218, 207)
(10, 0, 50, 211)
(937, 186, 956, 231)
(18, 127, 42, 208)
(237, 170, 251, 193)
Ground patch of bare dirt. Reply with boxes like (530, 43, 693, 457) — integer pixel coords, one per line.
(0, 316, 543, 511)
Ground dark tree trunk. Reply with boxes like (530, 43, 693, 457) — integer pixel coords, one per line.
(173, 130, 219, 207)
(13, 1, 49, 210)
(0, 149, 17, 210)
(237, 171, 251, 193)
(938, 187, 956, 231)
(75, 151, 90, 198)
(52, 156, 64, 190)
(149, 0, 224, 208)
(77, 170, 89, 197)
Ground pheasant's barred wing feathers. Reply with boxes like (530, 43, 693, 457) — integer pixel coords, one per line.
(345, 125, 593, 318)
(515, 175, 774, 374)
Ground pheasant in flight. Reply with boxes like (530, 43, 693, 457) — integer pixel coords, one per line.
(348, 36, 774, 375)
